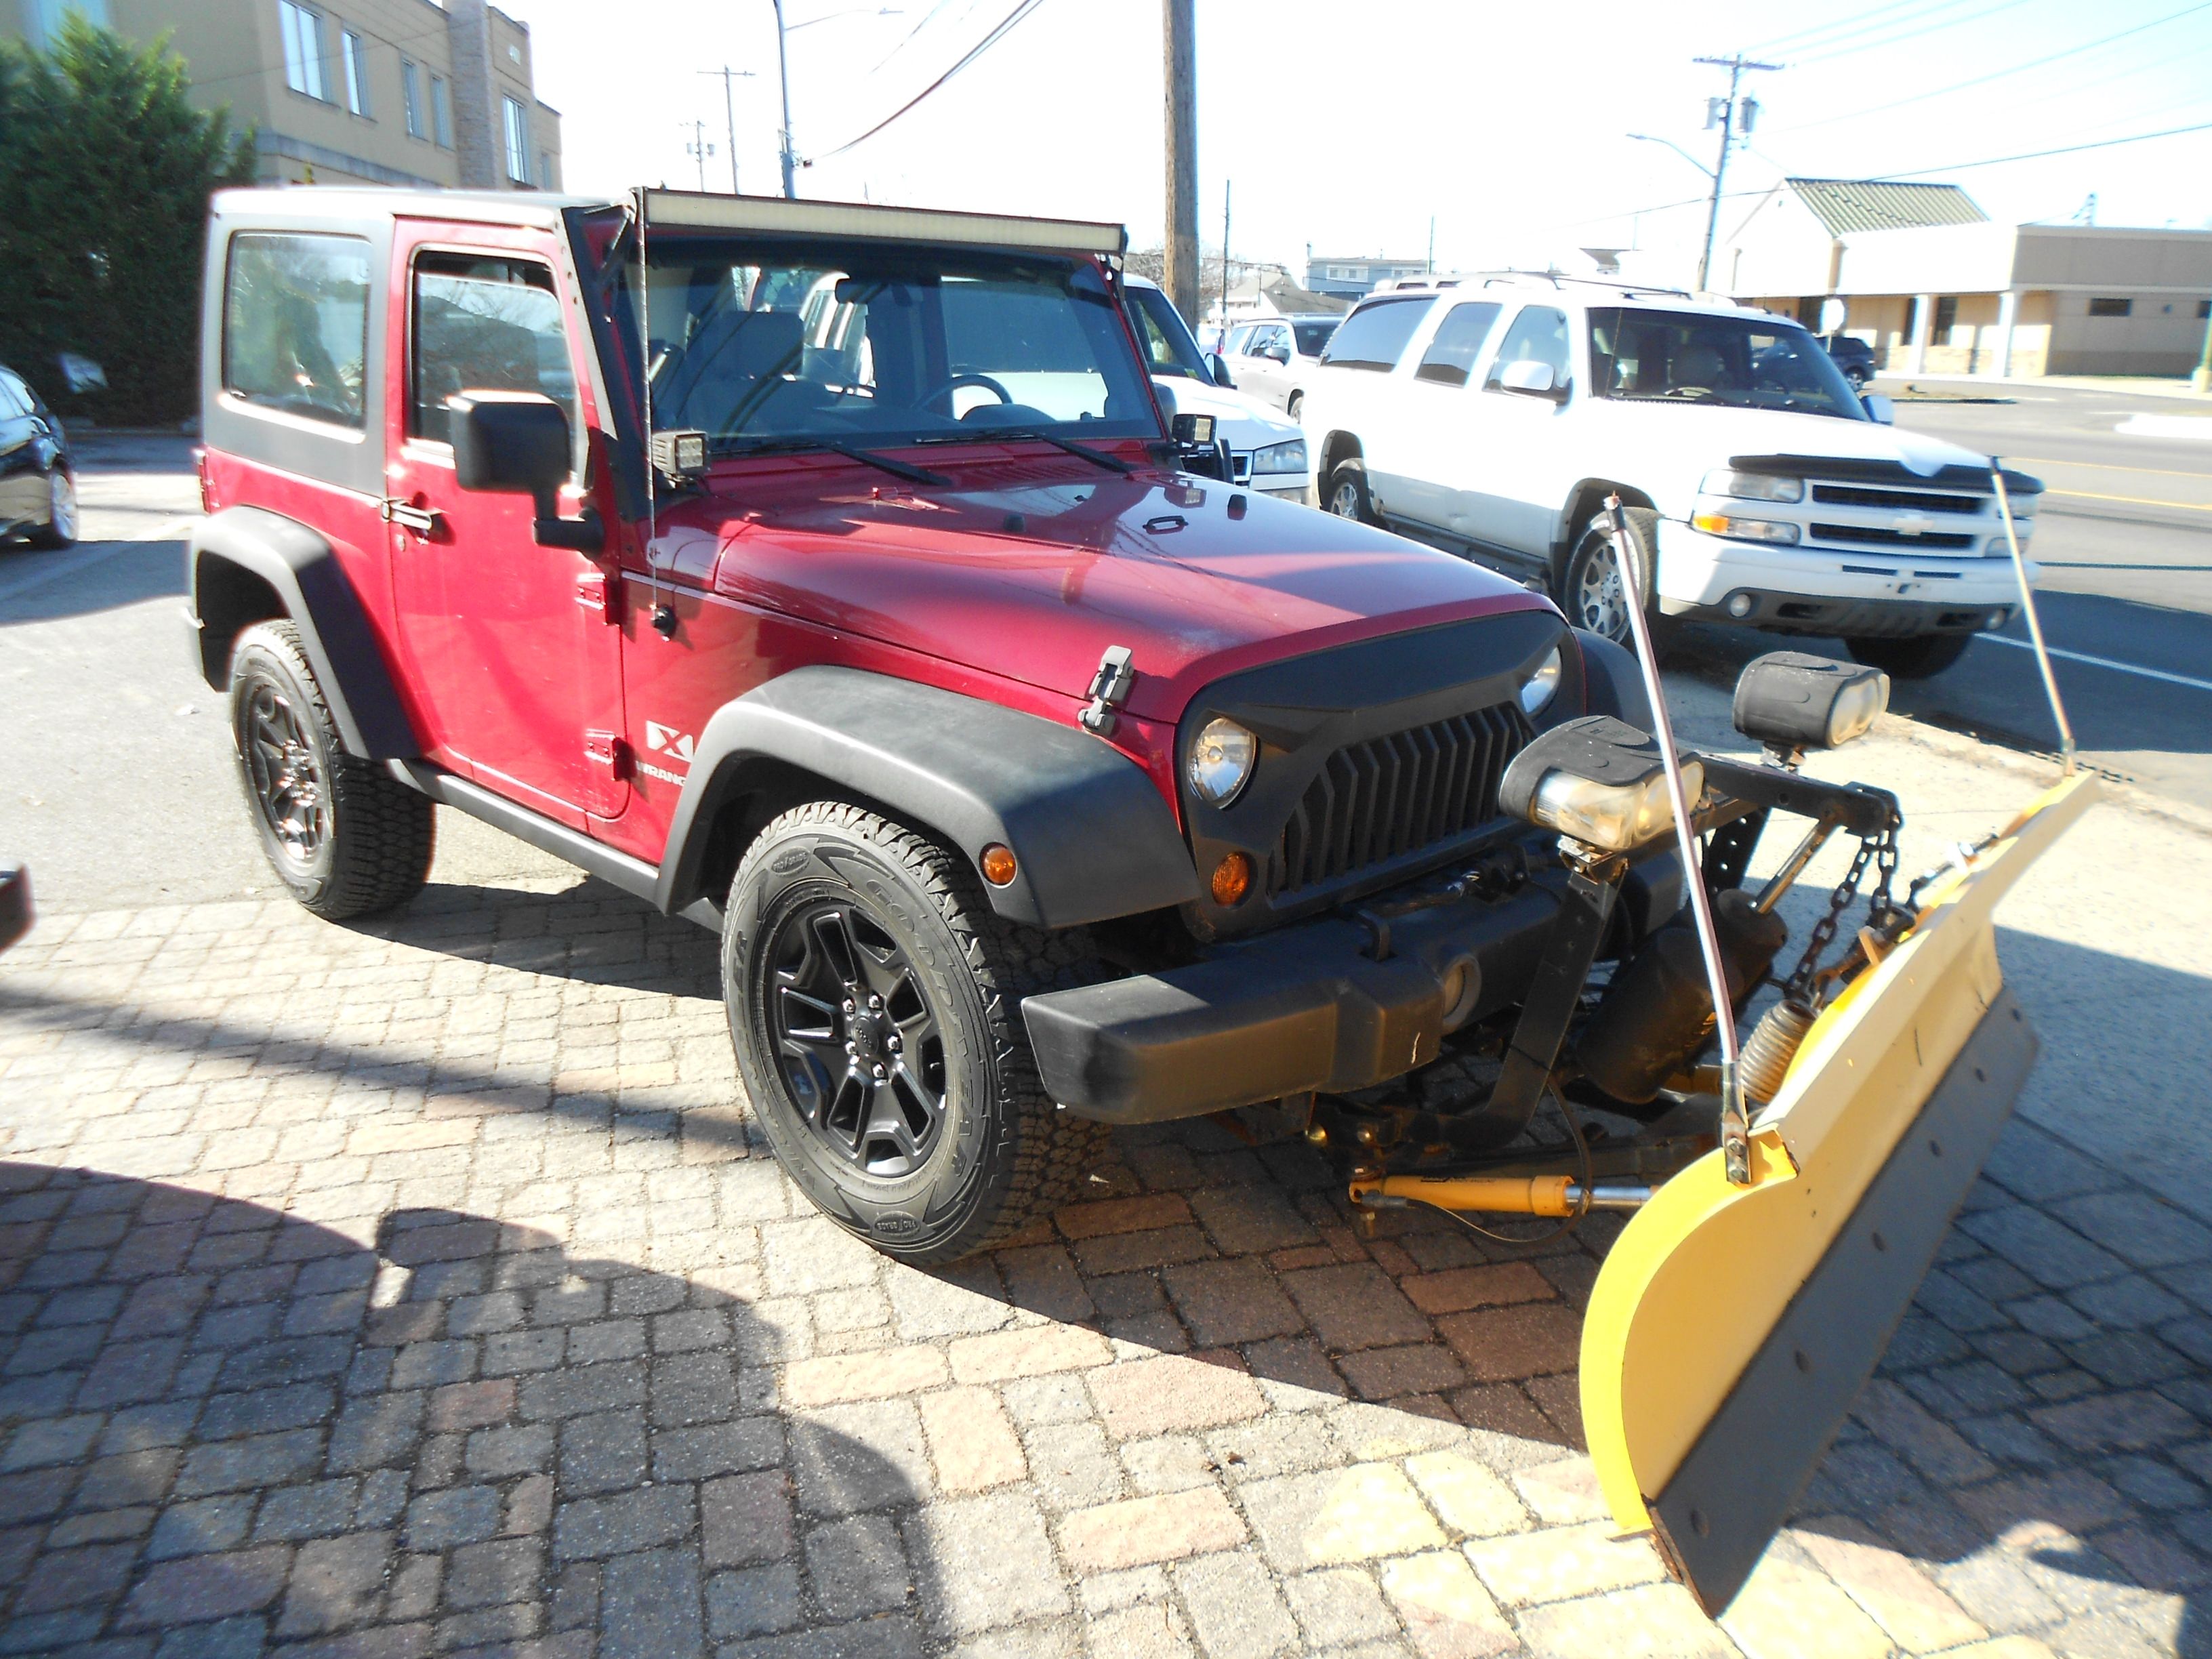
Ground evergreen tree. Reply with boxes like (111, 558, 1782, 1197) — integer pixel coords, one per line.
(0, 17, 255, 426)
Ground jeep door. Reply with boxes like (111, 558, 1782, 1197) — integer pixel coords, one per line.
(382, 224, 626, 825)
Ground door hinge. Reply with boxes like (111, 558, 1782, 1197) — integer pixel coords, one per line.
(585, 731, 630, 779)
(575, 567, 621, 623)
(380, 498, 443, 535)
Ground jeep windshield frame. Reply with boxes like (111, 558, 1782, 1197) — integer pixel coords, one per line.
(1586, 308, 1868, 421)
(603, 233, 1163, 459)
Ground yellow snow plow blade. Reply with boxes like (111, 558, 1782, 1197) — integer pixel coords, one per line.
(1580, 770, 2099, 1615)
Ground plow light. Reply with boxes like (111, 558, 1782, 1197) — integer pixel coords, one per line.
(1733, 652, 1889, 751)
(1500, 716, 1700, 854)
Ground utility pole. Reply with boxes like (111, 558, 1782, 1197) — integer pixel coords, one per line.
(1217, 181, 1231, 348)
(683, 119, 715, 190)
(1692, 54, 1778, 292)
(699, 66, 755, 193)
(1163, 0, 1198, 323)
(1427, 216, 1435, 275)
(771, 0, 798, 199)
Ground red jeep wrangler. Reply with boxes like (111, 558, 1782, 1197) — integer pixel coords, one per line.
(190, 186, 1706, 1263)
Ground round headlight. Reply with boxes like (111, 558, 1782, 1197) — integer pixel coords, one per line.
(1519, 644, 1563, 716)
(1188, 718, 1258, 806)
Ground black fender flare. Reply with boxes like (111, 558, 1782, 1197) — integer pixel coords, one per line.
(655, 667, 1202, 931)
(1572, 628, 1656, 733)
(188, 506, 419, 759)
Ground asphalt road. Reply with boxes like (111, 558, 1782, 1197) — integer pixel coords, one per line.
(1670, 382, 2212, 809)
(0, 435, 568, 913)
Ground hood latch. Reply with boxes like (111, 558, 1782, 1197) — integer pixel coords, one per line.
(1080, 645, 1136, 737)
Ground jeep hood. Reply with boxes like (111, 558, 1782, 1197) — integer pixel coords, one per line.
(671, 459, 1551, 723)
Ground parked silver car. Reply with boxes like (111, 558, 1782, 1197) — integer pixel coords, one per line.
(1220, 314, 1339, 421)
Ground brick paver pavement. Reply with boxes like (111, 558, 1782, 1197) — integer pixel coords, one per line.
(3, 880, 2208, 1658)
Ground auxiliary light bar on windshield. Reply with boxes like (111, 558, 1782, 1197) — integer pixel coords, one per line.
(638, 189, 1128, 258)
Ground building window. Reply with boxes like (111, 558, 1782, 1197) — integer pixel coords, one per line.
(277, 1, 328, 101)
(340, 28, 369, 116)
(503, 96, 530, 183)
(2089, 297, 2132, 318)
(1933, 296, 1959, 340)
(538, 149, 557, 190)
(2199, 299, 2211, 320)
(401, 60, 425, 139)
(431, 76, 453, 147)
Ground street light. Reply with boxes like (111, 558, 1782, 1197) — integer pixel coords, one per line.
(1627, 132, 1715, 182)
(769, 3, 903, 199)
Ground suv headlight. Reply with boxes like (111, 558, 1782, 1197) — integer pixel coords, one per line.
(1700, 468, 1803, 504)
(1692, 512, 1800, 545)
(1251, 439, 1306, 475)
(1188, 718, 1258, 806)
(1519, 644, 1563, 716)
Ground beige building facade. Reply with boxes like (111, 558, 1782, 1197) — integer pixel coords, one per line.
(1721, 178, 2212, 378)
(8, 0, 562, 192)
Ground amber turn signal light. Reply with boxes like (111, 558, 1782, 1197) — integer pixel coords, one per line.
(979, 843, 1019, 886)
(1210, 851, 1252, 907)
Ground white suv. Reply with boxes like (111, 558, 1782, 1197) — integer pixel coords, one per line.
(1298, 274, 2038, 678)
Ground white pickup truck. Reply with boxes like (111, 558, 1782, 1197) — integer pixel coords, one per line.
(1298, 274, 2039, 678)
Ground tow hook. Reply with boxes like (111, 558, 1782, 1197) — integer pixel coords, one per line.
(1080, 644, 1136, 736)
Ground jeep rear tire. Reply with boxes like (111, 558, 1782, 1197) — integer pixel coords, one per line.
(228, 620, 434, 920)
(1325, 458, 1378, 525)
(723, 802, 1107, 1265)
(1844, 632, 1971, 680)
(1562, 506, 1668, 649)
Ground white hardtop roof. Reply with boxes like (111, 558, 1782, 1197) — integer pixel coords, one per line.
(209, 186, 1129, 259)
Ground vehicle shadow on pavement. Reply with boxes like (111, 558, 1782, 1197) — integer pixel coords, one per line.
(0, 1163, 948, 1657)
(0, 531, 186, 626)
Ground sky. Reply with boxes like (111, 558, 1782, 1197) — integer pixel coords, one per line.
(501, 0, 2212, 289)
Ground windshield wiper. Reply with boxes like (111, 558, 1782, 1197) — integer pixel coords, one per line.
(918, 428, 1134, 474)
(710, 436, 949, 487)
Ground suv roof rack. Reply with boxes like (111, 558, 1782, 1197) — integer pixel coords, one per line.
(1376, 270, 1709, 304)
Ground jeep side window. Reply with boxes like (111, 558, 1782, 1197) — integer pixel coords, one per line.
(1414, 302, 1503, 388)
(1481, 305, 1571, 394)
(222, 232, 370, 430)
(409, 253, 577, 449)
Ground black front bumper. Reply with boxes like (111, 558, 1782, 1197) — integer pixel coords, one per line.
(1023, 851, 1683, 1124)
(1664, 590, 2011, 638)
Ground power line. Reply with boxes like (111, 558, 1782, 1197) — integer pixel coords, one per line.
(1794, 0, 2035, 64)
(811, 0, 1046, 162)
(1776, 0, 2212, 134)
(1750, 0, 1940, 56)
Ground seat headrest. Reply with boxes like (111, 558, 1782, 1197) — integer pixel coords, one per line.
(729, 310, 804, 381)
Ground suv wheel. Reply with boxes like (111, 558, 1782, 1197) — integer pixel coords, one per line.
(1286, 391, 1304, 422)
(1325, 459, 1378, 525)
(25, 470, 77, 550)
(724, 802, 1108, 1265)
(1562, 506, 1666, 648)
(1844, 632, 1971, 680)
(228, 621, 435, 920)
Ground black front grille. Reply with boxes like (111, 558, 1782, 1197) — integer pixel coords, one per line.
(1271, 703, 1529, 896)
(1811, 483, 1984, 514)
(1809, 522, 1979, 550)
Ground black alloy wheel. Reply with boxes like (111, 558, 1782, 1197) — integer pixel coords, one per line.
(238, 679, 329, 872)
(766, 897, 949, 1178)
(225, 620, 434, 920)
(724, 801, 1109, 1263)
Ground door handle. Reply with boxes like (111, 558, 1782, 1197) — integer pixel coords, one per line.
(381, 498, 443, 535)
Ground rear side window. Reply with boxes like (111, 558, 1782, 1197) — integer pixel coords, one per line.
(411, 253, 577, 446)
(222, 232, 370, 430)
(1414, 302, 1502, 387)
(1318, 297, 1434, 371)
(1292, 319, 1337, 356)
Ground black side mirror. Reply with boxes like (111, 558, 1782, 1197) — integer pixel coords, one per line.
(450, 391, 602, 552)
(1209, 352, 1234, 388)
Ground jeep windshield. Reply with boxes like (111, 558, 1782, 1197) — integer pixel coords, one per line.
(1126, 283, 1211, 380)
(1587, 308, 1866, 420)
(613, 239, 1158, 454)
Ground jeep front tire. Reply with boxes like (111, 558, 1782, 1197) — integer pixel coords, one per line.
(723, 802, 1106, 1264)
(228, 620, 435, 920)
